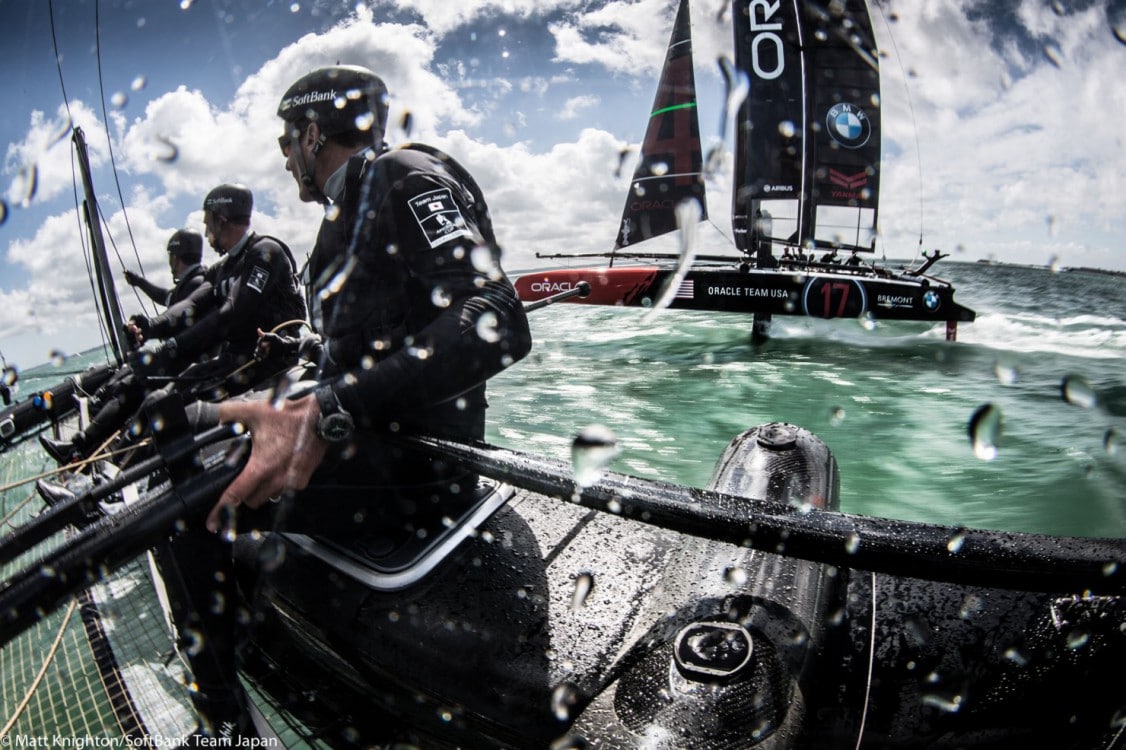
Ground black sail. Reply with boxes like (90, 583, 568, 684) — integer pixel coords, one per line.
(615, 0, 707, 249)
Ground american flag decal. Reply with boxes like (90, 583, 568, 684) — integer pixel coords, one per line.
(676, 279, 695, 299)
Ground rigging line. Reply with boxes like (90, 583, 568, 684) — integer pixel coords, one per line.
(0, 598, 79, 738)
(47, 0, 75, 127)
(96, 200, 154, 318)
(875, 2, 926, 260)
(94, 0, 145, 275)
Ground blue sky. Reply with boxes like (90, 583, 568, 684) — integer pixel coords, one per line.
(1, 0, 1124, 368)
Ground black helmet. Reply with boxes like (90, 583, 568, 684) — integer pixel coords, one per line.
(166, 229, 203, 264)
(203, 184, 253, 222)
(277, 65, 389, 142)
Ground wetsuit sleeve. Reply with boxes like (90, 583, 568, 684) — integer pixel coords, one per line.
(132, 276, 172, 306)
(328, 173, 531, 426)
(146, 280, 216, 341)
(172, 239, 295, 358)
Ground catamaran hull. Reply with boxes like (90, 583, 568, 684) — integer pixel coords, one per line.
(514, 266, 976, 327)
(234, 425, 1121, 749)
(0, 363, 114, 450)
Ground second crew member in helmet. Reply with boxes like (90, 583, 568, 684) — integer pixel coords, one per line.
(123, 229, 207, 308)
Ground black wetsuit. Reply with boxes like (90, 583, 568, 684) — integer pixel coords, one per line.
(131, 263, 206, 307)
(67, 233, 305, 457)
(161, 144, 531, 731)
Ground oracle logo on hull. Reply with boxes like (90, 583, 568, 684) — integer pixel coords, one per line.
(748, 0, 785, 81)
(528, 280, 575, 294)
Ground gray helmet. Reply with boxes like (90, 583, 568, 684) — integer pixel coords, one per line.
(203, 184, 253, 222)
(277, 65, 388, 142)
(166, 229, 203, 264)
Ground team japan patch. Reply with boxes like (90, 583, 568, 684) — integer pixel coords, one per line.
(247, 265, 270, 293)
(409, 188, 473, 249)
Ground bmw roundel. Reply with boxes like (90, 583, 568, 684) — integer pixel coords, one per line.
(826, 103, 871, 149)
(923, 289, 941, 311)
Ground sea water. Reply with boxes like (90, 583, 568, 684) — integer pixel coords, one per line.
(5, 261, 1124, 541)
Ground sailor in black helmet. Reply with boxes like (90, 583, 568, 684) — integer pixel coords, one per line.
(162, 64, 532, 737)
(123, 229, 207, 308)
(39, 185, 306, 467)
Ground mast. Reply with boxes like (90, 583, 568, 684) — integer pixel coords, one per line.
(613, 0, 707, 256)
(73, 127, 128, 366)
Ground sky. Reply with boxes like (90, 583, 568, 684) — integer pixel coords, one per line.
(0, 0, 1124, 368)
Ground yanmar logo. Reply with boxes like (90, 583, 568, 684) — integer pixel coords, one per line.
(828, 169, 867, 190)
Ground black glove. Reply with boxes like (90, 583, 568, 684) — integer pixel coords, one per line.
(255, 332, 300, 362)
(128, 315, 151, 338)
(123, 269, 141, 286)
(127, 338, 177, 375)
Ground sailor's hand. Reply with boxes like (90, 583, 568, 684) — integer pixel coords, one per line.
(126, 316, 150, 348)
(123, 269, 141, 286)
(254, 328, 299, 362)
(207, 394, 328, 533)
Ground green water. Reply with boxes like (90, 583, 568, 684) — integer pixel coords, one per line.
(487, 262, 1126, 538)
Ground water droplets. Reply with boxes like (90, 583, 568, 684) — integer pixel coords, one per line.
(571, 424, 619, 488)
(828, 406, 845, 426)
(475, 311, 500, 343)
(968, 403, 1002, 461)
(570, 572, 593, 611)
(992, 359, 1019, 386)
(1060, 374, 1097, 409)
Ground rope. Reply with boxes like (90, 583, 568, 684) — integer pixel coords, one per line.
(0, 436, 150, 494)
(0, 598, 79, 737)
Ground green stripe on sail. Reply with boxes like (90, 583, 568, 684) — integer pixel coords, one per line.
(651, 102, 697, 117)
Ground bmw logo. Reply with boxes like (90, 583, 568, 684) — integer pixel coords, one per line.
(826, 103, 871, 149)
(923, 289, 941, 310)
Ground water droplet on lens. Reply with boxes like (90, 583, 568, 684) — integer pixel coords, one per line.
(571, 425, 620, 488)
(993, 359, 1018, 385)
(354, 111, 375, 132)
(0, 198, 8, 225)
(1060, 374, 1097, 408)
(475, 311, 500, 343)
(946, 530, 966, 554)
(131, 75, 147, 91)
(829, 406, 845, 426)
(649, 160, 669, 177)
(570, 572, 593, 610)
(1104, 427, 1120, 457)
(49, 350, 66, 367)
(430, 286, 452, 308)
(778, 120, 796, 138)
(111, 91, 128, 108)
(1042, 42, 1064, 67)
(968, 403, 1002, 461)
(724, 566, 748, 585)
(551, 682, 579, 721)
(845, 533, 860, 554)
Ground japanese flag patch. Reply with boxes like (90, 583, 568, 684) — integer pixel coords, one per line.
(247, 265, 270, 293)
(409, 188, 473, 249)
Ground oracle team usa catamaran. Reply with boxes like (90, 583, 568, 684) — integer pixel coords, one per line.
(515, 0, 977, 341)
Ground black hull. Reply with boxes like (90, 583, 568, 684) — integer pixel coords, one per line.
(514, 264, 976, 328)
(233, 425, 1121, 749)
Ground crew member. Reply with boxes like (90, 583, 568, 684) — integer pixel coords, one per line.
(39, 186, 306, 466)
(124, 229, 207, 308)
(161, 65, 532, 737)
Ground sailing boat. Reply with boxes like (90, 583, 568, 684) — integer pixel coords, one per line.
(1, 4, 1121, 747)
(514, 0, 977, 341)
